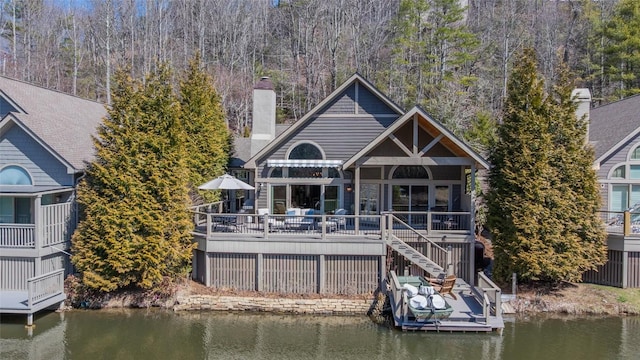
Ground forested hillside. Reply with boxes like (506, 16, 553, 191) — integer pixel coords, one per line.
(0, 0, 636, 136)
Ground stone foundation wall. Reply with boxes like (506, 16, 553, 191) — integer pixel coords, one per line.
(173, 295, 373, 315)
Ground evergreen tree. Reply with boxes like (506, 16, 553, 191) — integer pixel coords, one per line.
(179, 54, 231, 203)
(386, 0, 477, 114)
(71, 68, 194, 292)
(602, 0, 640, 99)
(487, 49, 607, 284)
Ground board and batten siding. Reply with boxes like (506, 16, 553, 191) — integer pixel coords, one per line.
(262, 254, 317, 294)
(0, 125, 73, 186)
(628, 252, 640, 288)
(583, 250, 624, 287)
(209, 253, 257, 291)
(41, 253, 67, 274)
(202, 251, 381, 295)
(0, 257, 35, 291)
(324, 255, 380, 294)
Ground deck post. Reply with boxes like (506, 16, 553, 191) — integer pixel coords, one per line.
(34, 195, 43, 249)
(624, 211, 631, 236)
(206, 213, 212, 237)
(263, 216, 269, 239)
(446, 246, 453, 276)
(26, 313, 33, 327)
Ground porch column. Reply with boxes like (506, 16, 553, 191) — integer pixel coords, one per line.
(470, 163, 476, 234)
(354, 166, 361, 233)
(34, 195, 42, 276)
(469, 164, 476, 284)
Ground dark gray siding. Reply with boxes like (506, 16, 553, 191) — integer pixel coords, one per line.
(265, 115, 396, 161)
(317, 84, 356, 115)
(0, 124, 72, 186)
(0, 96, 17, 117)
(357, 85, 397, 115)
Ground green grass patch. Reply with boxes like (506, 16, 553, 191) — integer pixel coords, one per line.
(588, 284, 640, 311)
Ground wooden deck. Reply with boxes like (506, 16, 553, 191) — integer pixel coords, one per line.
(386, 271, 504, 333)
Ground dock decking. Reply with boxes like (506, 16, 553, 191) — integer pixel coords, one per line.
(386, 271, 504, 333)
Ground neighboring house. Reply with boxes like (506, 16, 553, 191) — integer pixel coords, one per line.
(576, 89, 640, 288)
(201, 74, 490, 293)
(0, 76, 107, 323)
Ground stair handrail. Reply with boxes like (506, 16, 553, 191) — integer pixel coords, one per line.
(386, 213, 451, 273)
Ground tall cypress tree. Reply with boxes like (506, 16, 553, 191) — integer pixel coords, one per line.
(72, 68, 194, 291)
(487, 49, 607, 284)
(179, 54, 231, 202)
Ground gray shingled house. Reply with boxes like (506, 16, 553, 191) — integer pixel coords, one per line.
(0, 76, 107, 323)
(578, 90, 640, 288)
(195, 74, 492, 294)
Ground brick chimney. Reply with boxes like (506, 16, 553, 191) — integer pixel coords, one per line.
(250, 76, 276, 157)
(572, 88, 591, 142)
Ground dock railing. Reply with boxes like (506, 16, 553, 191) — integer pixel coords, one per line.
(27, 269, 65, 308)
(474, 271, 502, 319)
(387, 270, 407, 325)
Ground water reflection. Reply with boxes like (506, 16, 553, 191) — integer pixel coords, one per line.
(1, 310, 639, 360)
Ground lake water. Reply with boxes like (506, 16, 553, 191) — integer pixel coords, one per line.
(1, 310, 639, 360)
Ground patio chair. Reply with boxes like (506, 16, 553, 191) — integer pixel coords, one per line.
(284, 209, 315, 231)
(428, 274, 457, 300)
(257, 208, 287, 231)
(331, 208, 348, 231)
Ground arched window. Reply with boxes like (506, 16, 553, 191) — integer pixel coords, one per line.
(0, 165, 32, 185)
(612, 165, 626, 179)
(288, 143, 323, 160)
(631, 145, 640, 160)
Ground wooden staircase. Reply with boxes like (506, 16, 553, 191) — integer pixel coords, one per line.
(385, 234, 447, 278)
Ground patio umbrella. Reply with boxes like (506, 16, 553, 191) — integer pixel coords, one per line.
(198, 174, 255, 190)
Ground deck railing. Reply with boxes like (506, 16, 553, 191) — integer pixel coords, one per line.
(42, 202, 75, 247)
(192, 211, 384, 239)
(389, 211, 471, 233)
(1, 202, 75, 249)
(0, 224, 36, 247)
(474, 271, 502, 318)
(27, 269, 65, 308)
(601, 210, 640, 236)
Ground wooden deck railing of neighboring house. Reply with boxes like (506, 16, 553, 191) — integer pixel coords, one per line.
(27, 269, 65, 308)
(42, 202, 75, 247)
(0, 202, 75, 249)
(601, 210, 640, 237)
(0, 224, 36, 247)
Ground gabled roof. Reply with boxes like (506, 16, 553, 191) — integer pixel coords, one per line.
(0, 76, 107, 172)
(343, 106, 490, 170)
(243, 73, 404, 168)
(590, 94, 640, 165)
